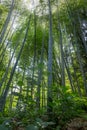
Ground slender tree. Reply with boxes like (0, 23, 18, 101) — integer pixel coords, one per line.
(47, 0, 53, 113)
(0, 0, 14, 44)
(0, 15, 31, 112)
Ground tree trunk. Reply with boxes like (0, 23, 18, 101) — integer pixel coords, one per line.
(0, 0, 14, 44)
(0, 15, 31, 112)
(47, 0, 53, 113)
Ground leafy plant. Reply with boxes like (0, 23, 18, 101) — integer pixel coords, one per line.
(53, 86, 87, 125)
(0, 125, 9, 130)
(26, 124, 39, 130)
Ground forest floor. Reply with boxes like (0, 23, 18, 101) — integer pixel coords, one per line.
(12, 116, 87, 130)
(2, 111, 87, 130)
(63, 117, 87, 130)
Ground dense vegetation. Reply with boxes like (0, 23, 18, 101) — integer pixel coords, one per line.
(0, 0, 87, 129)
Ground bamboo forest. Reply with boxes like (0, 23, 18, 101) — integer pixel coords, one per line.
(0, 0, 87, 129)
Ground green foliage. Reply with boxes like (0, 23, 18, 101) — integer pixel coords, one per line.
(0, 113, 12, 130)
(17, 80, 24, 86)
(35, 118, 55, 129)
(0, 125, 9, 130)
(26, 125, 39, 130)
(0, 0, 87, 129)
(0, 4, 8, 27)
(53, 86, 87, 124)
